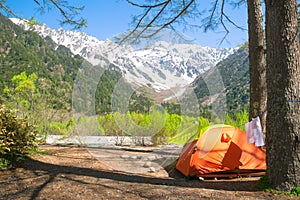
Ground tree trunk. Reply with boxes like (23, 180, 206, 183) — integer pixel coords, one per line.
(265, 0, 300, 191)
(247, 0, 267, 135)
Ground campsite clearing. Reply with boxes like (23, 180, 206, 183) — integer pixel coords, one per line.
(0, 145, 297, 199)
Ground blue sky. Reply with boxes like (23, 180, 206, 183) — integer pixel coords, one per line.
(7, 0, 248, 48)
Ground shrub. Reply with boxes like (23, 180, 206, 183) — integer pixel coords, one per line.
(49, 121, 68, 138)
(290, 187, 300, 196)
(0, 105, 37, 163)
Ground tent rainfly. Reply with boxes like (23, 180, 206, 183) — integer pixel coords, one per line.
(176, 125, 266, 178)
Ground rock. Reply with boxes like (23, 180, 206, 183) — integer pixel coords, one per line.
(149, 167, 156, 173)
(143, 161, 151, 168)
(147, 155, 156, 160)
(130, 156, 137, 159)
(120, 155, 130, 159)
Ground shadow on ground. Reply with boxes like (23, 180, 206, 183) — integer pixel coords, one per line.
(16, 156, 261, 199)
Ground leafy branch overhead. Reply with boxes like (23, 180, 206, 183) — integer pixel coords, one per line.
(0, 0, 87, 29)
(121, 0, 246, 44)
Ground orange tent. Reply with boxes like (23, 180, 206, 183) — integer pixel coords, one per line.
(176, 125, 266, 177)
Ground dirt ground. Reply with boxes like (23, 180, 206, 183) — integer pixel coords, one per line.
(0, 145, 297, 200)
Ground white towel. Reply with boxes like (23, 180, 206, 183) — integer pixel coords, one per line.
(245, 116, 265, 147)
(245, 121, 255, 144)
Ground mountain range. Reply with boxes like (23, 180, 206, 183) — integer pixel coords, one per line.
(10, 18, 236, 97)
(1, 15, 250, 116)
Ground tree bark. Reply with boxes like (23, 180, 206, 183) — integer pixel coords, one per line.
(247, 0, 267, 135)
(265, 0, 300, 191)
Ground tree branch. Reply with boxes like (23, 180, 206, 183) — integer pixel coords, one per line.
(123, 0, 247, 46)
(145, 0, 195, 38)
(126, 0, 170, 8)
(121, 0, 196, 44)
(0, 0, 86, 29)
(204, 0, 219, 32)
(134, 0, 171, 39)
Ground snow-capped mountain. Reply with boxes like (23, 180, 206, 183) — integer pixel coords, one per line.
(11, 18, 235, 96)
(114, 41, 235, 92)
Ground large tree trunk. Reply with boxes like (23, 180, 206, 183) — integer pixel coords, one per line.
(247, 0, 267, 135)
(265, 0, 300, 191)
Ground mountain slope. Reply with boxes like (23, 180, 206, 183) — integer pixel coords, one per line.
(0, 14, 85, 110)
(192, 48, 249, 113)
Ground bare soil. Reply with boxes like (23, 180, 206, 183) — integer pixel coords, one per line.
(0, 145, 296, 200)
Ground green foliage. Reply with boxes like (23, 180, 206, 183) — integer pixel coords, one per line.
(224, 109, 248, 131)
(95, 68, 125, 114)
(88, 107, 250, 145)
(98, 113, 123, 136)
(49, 118, 76, 138)
(0, 158, 9, 170)
(94, 67, 153, 114)
(0, 105, 37, 167)
(257, 176, 300, 196)
(161, 102, 181, 115)
(167, 117, 210, 145)
(129, 92, 152, 113)
(49, 121, 68, 137)
(67, 118, 75, 128)
(12, 72, 38, 91)
(4, 72, 54, 137)
(130, 112, 151, 127)
(96, 111, 214, 145)
(290, 187, 300, 196)
(5, 72, 38, 112)
(27, 146, 48, 155)
(168, 110, 248, 145)
(257, 176, 271, 190)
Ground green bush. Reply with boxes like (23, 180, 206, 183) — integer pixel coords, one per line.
(48, 119, 77, 138)
(0, 158, 9, 170)
(49, 121, 68, 137)
(290, 187, 300, 196)
(0, 105, 37, 164)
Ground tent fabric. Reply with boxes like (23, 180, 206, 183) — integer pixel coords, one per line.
(176, 125, 266, 177)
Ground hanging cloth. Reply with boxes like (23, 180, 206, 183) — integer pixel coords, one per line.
(245, 116, 265, 147)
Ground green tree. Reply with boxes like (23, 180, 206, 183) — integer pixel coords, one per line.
(4, 72, 38, 117)
(3, 72, 58, 137)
